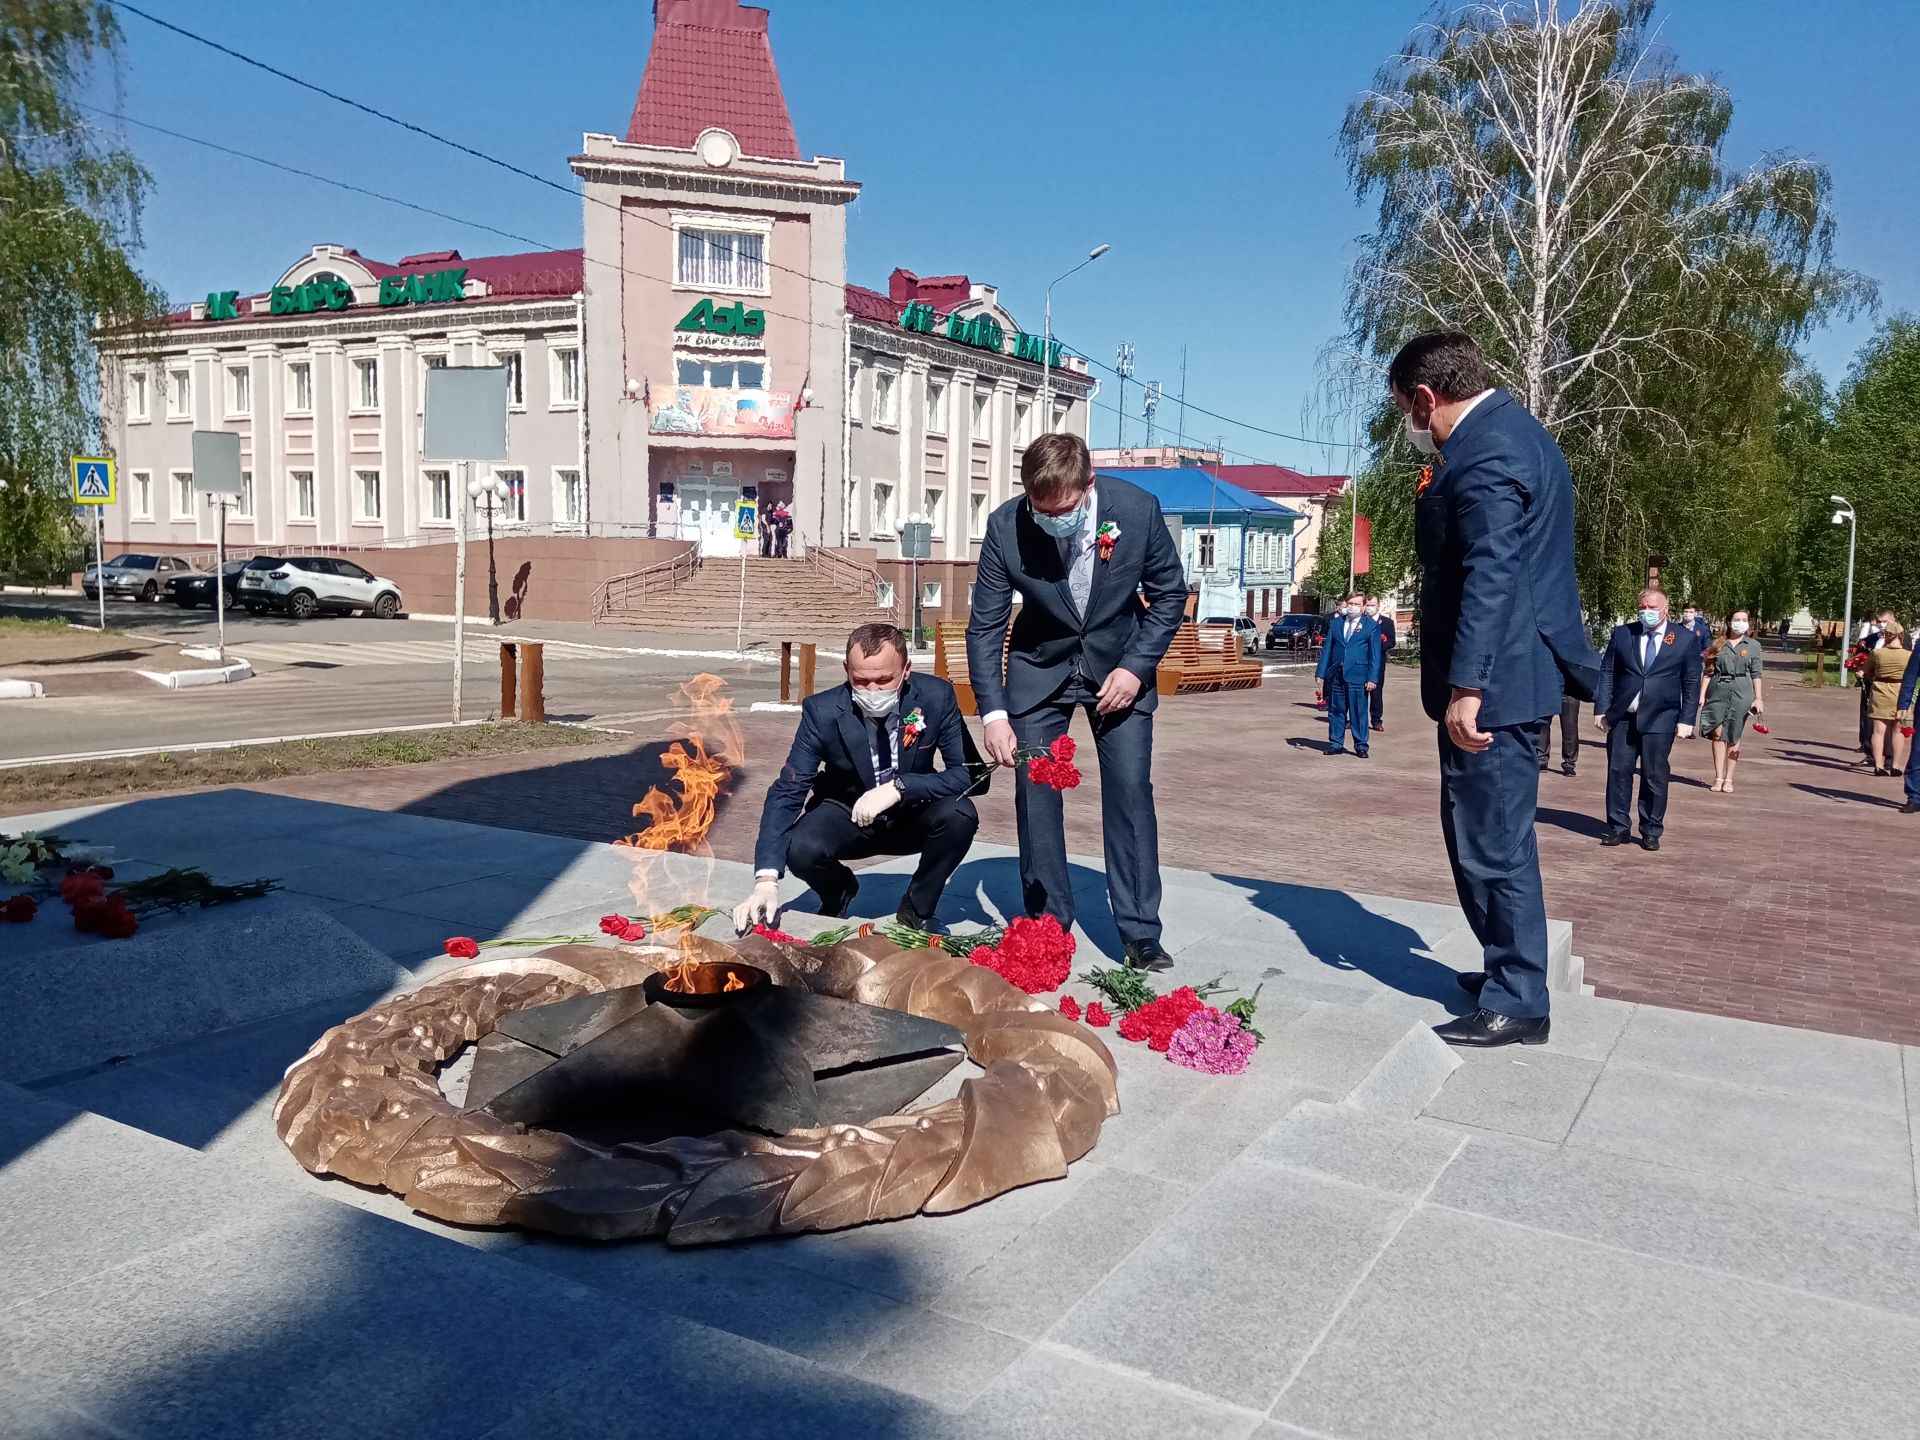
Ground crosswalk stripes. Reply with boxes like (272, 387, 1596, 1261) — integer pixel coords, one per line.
(231, 639, 501, 669)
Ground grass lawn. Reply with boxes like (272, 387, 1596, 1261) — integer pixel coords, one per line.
(0, 723, 608, 810)
(0, 614, 148, 667)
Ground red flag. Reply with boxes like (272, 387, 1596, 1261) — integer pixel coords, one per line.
(1353, 514, 1371, 575)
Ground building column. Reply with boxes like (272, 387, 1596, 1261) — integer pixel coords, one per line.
(248, 344, 277, 544)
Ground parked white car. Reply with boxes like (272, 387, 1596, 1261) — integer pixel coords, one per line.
(238, 556, 404, 620)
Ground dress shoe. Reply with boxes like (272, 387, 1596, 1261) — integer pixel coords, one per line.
(1324, 746, 1345, 757)
(1373, 721, 1386, 733)
(1561, 762, 1577, 777)
(1433, 1008, 1550, 1047)
(1122, 939, 1174, 973)
(1600, 830, 1630, 847)
(1902, 801, 1919, 815)
(1355, 749, 1371, 759)
(1639, 836, 1661, 852)
(1457, 971, 1488, 997)
(814, 879, 858, 919)
(1538, 762, 1550, 773)
(895, 902, 932, 931)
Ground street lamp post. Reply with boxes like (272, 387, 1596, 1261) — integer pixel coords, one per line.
(468, 473, 510, 625)
(1041, 244, 1109, 440)
(1831, 495, 1857, 687)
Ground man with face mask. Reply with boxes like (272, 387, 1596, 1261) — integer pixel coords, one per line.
(1398, 330, 1598, 1048)
(967, 432, 1188, 971)
(1593, 586, 1704, 850)
(1367, 596, 1397, 731)
(734, 623, 981, 935)
(1678, 604, 1711, 648)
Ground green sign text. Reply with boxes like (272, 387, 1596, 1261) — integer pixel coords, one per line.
(677, 297, 765, 336)
(898, 301, 1060, 366)
(378, 269, 468, 307)
(206, 290, 239, 321)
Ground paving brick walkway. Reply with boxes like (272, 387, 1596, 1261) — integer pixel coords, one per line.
(239, 656, 1916, 1045)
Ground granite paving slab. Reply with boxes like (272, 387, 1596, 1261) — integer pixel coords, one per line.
(1246, 1101, 1465, 1197)
(960, 1347, 1262, 1440)
(1047, 1162, 1410, 1411)
(1274, 1205, 1920, 1439)
(1421, 1048, 1604, 1144)
(1608, 1003, 1908, 1111)
(1568, 1062, 1916, 1212)
(848, 1310, 1029, 1412)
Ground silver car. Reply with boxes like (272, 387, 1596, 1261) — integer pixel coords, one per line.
(83, 553, 201, 603)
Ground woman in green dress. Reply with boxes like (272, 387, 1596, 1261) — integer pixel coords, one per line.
(1697, 608, 1765, 793)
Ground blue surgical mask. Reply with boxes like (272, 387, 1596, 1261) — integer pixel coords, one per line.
(1638, 608, 1661, 627)
(1031, 499, 1087, 538)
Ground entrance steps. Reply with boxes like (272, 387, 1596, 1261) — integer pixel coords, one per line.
(599, 554, 888, 647)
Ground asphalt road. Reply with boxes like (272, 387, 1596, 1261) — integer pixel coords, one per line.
(1, 593, 787, 762)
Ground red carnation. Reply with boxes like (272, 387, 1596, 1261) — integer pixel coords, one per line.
(1027, 756, 1057, 788)
(752, 922, 803, 944)
(443, 936, 481, 959)
(1115, 986, 1205, 1052)
(1751, 723, 1770, 735)
(1050, 735, 1077, 763)
(60, 871, 106, 905)
(2, 895, 35, 923)
(1058, 995, 1082, 1021)
(1085, 1001, 1111, 1027)
(600, 914, 631, 937)
(1904, 726, 1916, 740)
(967, 914, 1076, 993)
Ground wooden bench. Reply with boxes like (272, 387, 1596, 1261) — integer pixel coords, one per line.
(933, 621, 981, 714)
(1162, 623, 1264, 693)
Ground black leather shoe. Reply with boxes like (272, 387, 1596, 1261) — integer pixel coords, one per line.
(1355, 749, 1370, 759)
(1122, 940, 1174, 973)
(1457, 972, 1487, 997)
(1600, 831, 1630, 847)
(815, 879, 858, 919)
(1433, 1008, 1550, 1047)
(1903, 801, 1920, 814)
(895, 902, 931, 931)
(1640, 836, 1661, 852)
(1561, 763, 1577, 777)
(1324, 746, 1345, 757)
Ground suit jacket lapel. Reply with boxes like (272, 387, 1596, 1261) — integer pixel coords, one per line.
(1080, 487, 1113, 629)
(835, 690, 876, 789)
(1015, 506, 1078, 623)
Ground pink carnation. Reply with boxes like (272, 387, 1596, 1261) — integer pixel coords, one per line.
(1167, 1006, 1257, 1076)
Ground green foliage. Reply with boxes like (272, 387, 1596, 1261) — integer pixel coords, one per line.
(0, 0, 165, 579)
(1333, 0, 1867, 623)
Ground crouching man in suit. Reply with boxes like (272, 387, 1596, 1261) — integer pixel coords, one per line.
(733, 622, 980, 935)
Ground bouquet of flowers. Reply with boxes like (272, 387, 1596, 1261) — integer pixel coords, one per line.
(1078, 966, 1262, 1074)
(965, 914, 1076, 993)
(1845, 641, 1872, 674)
(965, 735, 1082, 796)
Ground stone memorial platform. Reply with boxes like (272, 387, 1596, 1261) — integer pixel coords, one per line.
(1, 790, 1915, 1438)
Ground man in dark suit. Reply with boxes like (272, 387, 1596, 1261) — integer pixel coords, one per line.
(968, 432, 1187, 972)
(1594, 587, 1703, 851)
(1400, 331, 1599, 1048)
(1897, 642, 1918, 815)
(1678, 604, 1711, 650)
(1533, 694, 1583, 777)
(733, 622, 979, 934)
(1368, 596, 1397, 731)
(1315, 594, 1385, 757)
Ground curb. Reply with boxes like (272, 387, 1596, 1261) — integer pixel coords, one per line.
(0, 679, 46, 700)
(135, 660, 254, 689)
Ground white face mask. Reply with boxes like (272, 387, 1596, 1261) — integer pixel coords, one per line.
(851, 685, 900, 719)
(1729, 619, 1750, 636)
(1638, 608, 1662, 628)
(1403, 411, 1439, 456)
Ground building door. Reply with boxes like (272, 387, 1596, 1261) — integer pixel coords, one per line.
(676, 480, 742, 557)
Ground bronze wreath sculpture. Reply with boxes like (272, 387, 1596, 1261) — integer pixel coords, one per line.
(274, 931, 1118, 1244)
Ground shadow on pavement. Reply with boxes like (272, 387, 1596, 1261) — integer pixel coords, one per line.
(1536, 806, 1609, 839)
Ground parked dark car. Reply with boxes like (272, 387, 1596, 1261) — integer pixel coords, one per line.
(1266, 613, 1329, 651)
(167, 559, 253, 610)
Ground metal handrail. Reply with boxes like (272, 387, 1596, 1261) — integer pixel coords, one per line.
(806, 546, 903, 625)
(592, 545, 700, 620)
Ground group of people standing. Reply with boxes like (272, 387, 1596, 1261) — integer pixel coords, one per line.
(756, 500, 793, 558)
(1314, 595, 1396, 756)
(1854, 614, 1916, 797)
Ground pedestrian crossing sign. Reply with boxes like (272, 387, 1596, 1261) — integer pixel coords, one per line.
(733, 500, 758, 540)
(71, 457, 115, 505)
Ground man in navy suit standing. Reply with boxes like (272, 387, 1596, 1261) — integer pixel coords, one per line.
(1368, 596, 1397, 732)
(1900, 643, 1920, 816)
(968, 433, 1188, 972)
(1315, 593, 1385, 757)
(1593, 587, 1703, 852)
(734, 622, 979, 934)
(1399, 331, 1598, 1048)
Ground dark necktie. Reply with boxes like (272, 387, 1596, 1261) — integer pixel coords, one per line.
(872, 717, 896, 785)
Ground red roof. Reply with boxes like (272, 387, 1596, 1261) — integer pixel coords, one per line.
(888, 268, 972, 313)
(844, 283, 899, 326)
(626, 0, 799, 162)
(1213, 463, 1348, 498)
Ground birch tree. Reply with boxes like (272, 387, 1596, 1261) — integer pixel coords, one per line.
(1330, 0, 1863, 616)
(0, 0, 162, 581)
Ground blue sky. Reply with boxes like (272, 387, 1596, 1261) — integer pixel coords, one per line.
(99, 0, 1918, 473)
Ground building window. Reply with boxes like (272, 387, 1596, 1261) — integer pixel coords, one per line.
(235, 471, 254, 519)
(555, 468, 584, 526)
(971, 391, 991, 442)
(924, 487, 945, 540)
(970, 492, 988, 539)
(128, 371, 149, 422)
(495, 468, 527, 523)
(492, 350, 524, 409)
(426, 468, 453, 523)
(131, 470, 152, 519)
(419, 352, 447, 409)
(871, 371, 899, 428)
(352, 357, 379, 411)
(288, 361, 313, 414)
(167, 369, 191, 420)
(227, 364, 251, 417)
(290, 471, 316, 520)
(871, 480, 895, 536)
(674, 353, 766, 389)
(875, 580, 896, 610)
(675, 226, 767, 292)
(1014, 398, 1033, 447)
(355, 469, 383, 522)
(925, 378, 947, 435)
(847, 363, 862, 425)
(922, 581, 943, 610)
(551, 346, 580, 407)
(1051, 402, 1068, 435)
(1198, 531, 1217, 569)
(171, 470, 193, 517)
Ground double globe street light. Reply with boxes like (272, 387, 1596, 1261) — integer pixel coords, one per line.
(469, 471, 512, 625)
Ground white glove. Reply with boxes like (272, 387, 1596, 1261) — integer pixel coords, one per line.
(851, 782, 902, 828)
(732, 879, 780, 934)
(1678, 724, 1695, 739)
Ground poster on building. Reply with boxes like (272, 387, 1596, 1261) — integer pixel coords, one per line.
(648, 385, 796, 439)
